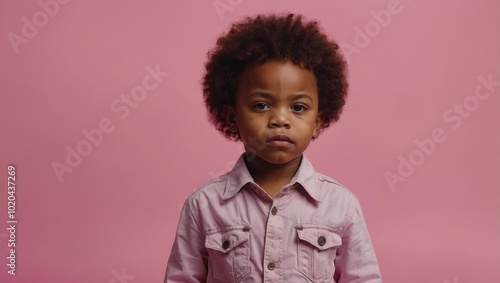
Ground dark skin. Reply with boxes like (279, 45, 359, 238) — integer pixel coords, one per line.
(225, 60, 322, 197)
(243, 154, 302, 197)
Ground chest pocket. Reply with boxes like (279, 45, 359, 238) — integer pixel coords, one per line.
(296, 224, 342, 283)
(205, 226, 251, 282)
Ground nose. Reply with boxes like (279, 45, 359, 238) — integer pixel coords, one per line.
(269, 107, 290, 129)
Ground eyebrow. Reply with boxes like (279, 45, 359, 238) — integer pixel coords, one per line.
(247, 92, 313, 102)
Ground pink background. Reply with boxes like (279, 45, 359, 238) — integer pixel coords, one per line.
(1, 0, 499, 282)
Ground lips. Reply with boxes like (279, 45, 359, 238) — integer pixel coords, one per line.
(266, 134, 294, 144)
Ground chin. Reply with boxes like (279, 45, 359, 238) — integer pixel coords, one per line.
(258, 152, 302, 165)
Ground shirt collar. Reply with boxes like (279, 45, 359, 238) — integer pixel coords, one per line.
(223, 153, 322, 202)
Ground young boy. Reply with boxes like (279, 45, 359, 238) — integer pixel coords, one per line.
(165, 13, 382, 282)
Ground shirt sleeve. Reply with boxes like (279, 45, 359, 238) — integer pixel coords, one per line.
(333, 197, 382, 282)
(165, 198, 208, 283)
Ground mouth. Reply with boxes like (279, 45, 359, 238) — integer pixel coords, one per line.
(266, 134, 294, 147)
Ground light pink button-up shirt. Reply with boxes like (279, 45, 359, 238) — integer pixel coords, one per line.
(165, 154, 382, 282)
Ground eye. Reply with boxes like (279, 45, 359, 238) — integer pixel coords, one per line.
(252, 102, 270, 111)
(291, 104, 307, 113)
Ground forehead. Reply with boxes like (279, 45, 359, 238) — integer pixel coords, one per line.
(237, 60, 317, 93)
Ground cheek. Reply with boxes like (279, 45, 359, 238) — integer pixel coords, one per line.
(298, 115, 319, 128)
(237, 113, 265, 129)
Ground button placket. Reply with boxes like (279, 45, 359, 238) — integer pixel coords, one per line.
(263, 201, 282, 281)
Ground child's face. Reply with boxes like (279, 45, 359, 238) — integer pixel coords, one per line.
(226, 59, 322, 165)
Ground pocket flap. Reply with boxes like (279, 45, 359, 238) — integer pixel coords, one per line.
(296, 225, 342, 250)
(205, 227, 250, 253)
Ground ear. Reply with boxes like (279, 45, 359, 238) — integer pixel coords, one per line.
(223, 105, 239, 134)
(312, 113, 323, 139)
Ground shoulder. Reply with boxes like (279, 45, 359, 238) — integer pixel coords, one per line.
(311, 171, 363, 224)
(310, 172, 366, 232)
(314, 171, 359, 202)
(183, 173, 229, 209)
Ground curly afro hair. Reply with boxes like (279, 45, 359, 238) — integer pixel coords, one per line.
(202, 13, 348, 141)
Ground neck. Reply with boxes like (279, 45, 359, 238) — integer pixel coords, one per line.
(244, 153, 302, 196)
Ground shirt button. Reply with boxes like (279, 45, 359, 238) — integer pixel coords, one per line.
(317, 236, 326, 247)
(271, 207, 278, 215)
(267, 262, 275, 270)
(222, 240, 230, 249)
(243, 225, 251, 232)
